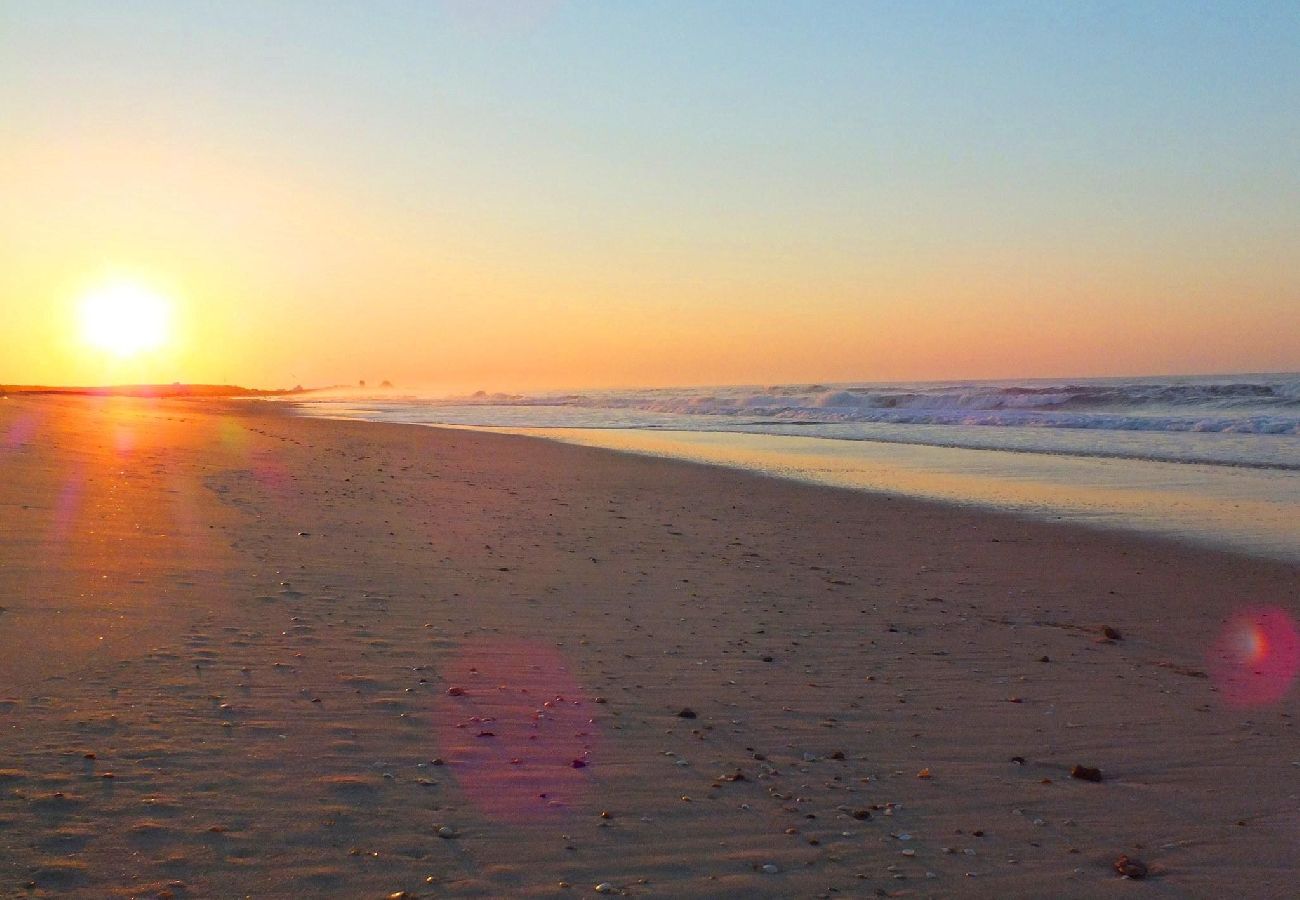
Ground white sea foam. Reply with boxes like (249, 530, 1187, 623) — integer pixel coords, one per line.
(295, 373, 1300, 471)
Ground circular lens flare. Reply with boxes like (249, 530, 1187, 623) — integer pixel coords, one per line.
(432, 639, 600, 823)
(79, 281, 171, 357)
(1208, 607, 1300, 707)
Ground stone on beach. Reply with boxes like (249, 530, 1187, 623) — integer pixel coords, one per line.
(1070, 764, 1103, 783)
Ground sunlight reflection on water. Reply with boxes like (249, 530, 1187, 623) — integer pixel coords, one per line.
(491, 427, 1300, 564)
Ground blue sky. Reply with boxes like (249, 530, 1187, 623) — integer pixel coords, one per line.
(2, 1, 1297, 387)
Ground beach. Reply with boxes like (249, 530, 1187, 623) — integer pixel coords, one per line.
(2, 394, 1298, 898)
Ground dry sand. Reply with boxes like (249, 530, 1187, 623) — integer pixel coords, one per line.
(1, 395, 1298, 898)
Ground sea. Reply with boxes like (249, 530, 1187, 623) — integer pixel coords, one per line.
(291, 373, 1300, 563)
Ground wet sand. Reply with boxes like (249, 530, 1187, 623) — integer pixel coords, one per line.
(1, 395, 1298, 898)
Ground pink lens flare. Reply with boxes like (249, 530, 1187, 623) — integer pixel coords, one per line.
(432, 639, 601, 823)
(249, 449, 294, 500)
(1208, 606, 1300, 707)
(48, 469, 87, 546)
(113, 424, 137, 456)
(3, 414, 38, 450)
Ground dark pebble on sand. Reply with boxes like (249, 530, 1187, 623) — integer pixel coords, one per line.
(1113, 855, 1148, 879)
(1070, 764, 1103, 782)
(677, 708, 697, 719)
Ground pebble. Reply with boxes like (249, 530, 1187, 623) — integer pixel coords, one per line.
(594, 883, 616, 894)
(677, 707, 697, 719)
(435, 825, 458, 839)
(1070, 764, 1103, 783)
(1114, 855, 1148, 879)
(761, 864, 779, 874)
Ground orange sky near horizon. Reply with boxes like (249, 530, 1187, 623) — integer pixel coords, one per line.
(2, 3, 1297, 393)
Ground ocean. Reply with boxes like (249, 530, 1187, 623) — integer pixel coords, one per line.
(291, 373, 1300, 562)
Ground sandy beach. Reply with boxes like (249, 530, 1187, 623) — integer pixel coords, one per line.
(2, 394, 1298, 898)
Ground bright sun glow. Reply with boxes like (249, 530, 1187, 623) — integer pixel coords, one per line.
(79, 282, 172, 357)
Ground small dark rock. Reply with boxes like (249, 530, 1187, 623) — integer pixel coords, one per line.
(1102, 626, 1123, 641)
(1113, 855, 1148, 879)
(1070, 764, 1103, 783)
(677, 708, 698, 719)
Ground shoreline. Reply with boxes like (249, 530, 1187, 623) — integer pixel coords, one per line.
(299, 411, 1300, 566)
(3, 395, 1298, 897)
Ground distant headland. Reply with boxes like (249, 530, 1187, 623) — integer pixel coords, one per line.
(0, 383, 311, 398)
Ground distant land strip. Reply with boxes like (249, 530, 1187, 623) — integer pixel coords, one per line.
(0, 383, 315, 398)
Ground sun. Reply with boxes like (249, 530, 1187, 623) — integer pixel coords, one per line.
(79, 281, 172, 357)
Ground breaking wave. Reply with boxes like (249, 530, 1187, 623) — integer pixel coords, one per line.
(295, 373, 1300, 472)
(447, 376, 1300, 437)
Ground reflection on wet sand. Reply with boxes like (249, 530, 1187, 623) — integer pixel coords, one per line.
(497, 427, 1300, 563)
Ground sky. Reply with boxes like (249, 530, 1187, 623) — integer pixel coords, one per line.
(2, 0, 1298, 391)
